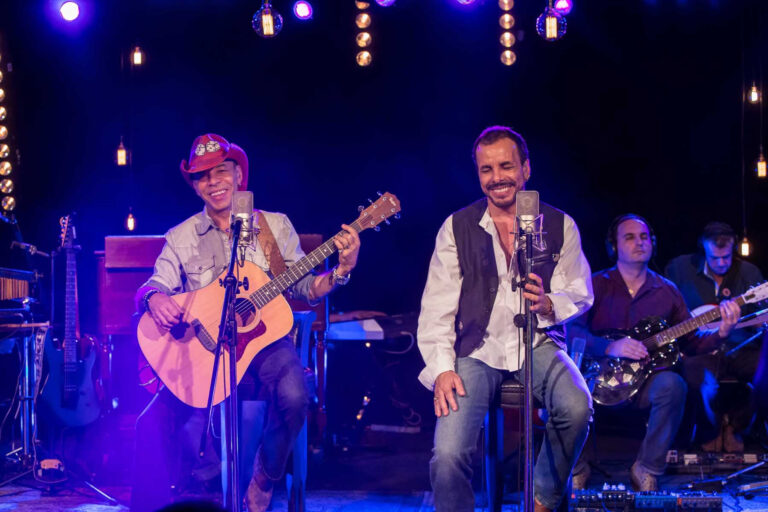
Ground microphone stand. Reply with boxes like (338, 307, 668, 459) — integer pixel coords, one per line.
(514, 226, 535, 512)
(199, 218, 243, 512)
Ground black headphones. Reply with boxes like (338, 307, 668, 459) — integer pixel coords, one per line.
(605, 213, 657, 261)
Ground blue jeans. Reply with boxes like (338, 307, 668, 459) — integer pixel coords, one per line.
(131, 339, 309, 512)
(430, 341, 593, 511)
(633, 370, 687, 474)
(575, 369, 687, 477)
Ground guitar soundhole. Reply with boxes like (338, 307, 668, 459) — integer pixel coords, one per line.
(235, 298, 259, 329)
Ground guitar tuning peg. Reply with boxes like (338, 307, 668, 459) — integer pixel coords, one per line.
(394, 213, 401, 220)
(377, 191, 382, 196)
(384, 219, 390, 225)
(358, 205, 364, 212)
(367, 198, 373, 204)
(374, 226, 381, 232)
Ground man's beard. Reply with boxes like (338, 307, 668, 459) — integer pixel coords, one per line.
(484, 180, 518, 208)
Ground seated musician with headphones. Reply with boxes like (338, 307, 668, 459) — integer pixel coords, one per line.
(666, 222, 765, 452)
(569, 214, 740, 491)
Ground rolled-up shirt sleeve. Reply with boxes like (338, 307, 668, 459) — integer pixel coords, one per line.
(134, 234, 184, 312)
(537, 214, 594, 328)
(417, 216, 463, 390)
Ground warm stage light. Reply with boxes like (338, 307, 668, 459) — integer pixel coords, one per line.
(536, 7, 566, 41)
(501, 50, 517, 66)
(0, 126, 7, 140)
(117, 141, 127, 166)
(757, 150, 767, 178)
(0, 71, 3, 83)
(356, 51, 372, 67)
(748, 84, 761, 104)
(355, 1, 370, 8)
(0, 162, 10, 176)
(499, 0, 514, 10)
(60, 1, 80, 22)
(132, 47, 144, 66)
(554, 0, 573, 15)
(0, 145, 8, 158)
(356, 32, 372, 48)
(1, 196, 15, 211)
(739, 237, 751, 257)
(293, 1, 313, 20)
(125, 211, 136, 231)
(0, 179, 12, 194)
(0, 107, 5, 121)
(0, 89, 5, 102)
(356, 13, 372, 29)
(499, 13, 515, 29)
(253, 2, 284, 38)
(500, 32, 515, 48)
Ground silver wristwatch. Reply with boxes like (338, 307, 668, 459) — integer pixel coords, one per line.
(332, 266, 351, 286)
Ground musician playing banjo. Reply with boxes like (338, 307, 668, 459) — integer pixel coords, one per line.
(131, 133, 361, 512)
(569, 214, 740, 492)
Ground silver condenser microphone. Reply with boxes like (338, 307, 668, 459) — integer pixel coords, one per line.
(231, 191, 254, 247)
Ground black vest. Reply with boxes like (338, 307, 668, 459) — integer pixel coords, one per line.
(452, 198, 565, 357)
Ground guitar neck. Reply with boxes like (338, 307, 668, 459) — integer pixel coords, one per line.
(248, 221, 362, 308)
(64, 248, 78, 363)
(644, 295, 747, 349)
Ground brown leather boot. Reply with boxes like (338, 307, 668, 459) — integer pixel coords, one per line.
(245, 453, 274, 512)
(534, 498, 552, 512)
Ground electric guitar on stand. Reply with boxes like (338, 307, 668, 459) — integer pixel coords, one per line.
(137, 192, 401, 408)
(41, 215, 102, 426)
(584, 282, 768, 407)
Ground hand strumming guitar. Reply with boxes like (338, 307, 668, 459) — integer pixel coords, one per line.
(148, 292, 184, 330)
(605, 336, 649, 360)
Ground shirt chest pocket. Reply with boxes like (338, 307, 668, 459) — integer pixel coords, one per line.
(182, 256, 217, 290)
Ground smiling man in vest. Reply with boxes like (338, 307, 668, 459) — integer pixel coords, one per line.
(417, 125, 594, 512)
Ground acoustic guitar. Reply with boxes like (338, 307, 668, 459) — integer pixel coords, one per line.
(137, 192, 401, 407)
(41, 215, 102, 426)
(584, 281, 768, 407)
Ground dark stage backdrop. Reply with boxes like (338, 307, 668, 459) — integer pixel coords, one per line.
(0, 0, 766, 333)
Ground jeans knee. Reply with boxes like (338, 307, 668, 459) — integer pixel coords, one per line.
(277, 384, 309, 423)
(551, 388, 592, 429)
(654, 372, 687, 405)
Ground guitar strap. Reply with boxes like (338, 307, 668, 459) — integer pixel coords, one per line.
(255, 211, 288, 277)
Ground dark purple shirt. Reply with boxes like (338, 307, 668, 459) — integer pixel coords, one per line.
(572, 267, 720, 356)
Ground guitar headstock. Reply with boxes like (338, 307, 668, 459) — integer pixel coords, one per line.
(354, 192, 401, 232)
(59, 214, 77, 250)
(743, 282, 768, 305)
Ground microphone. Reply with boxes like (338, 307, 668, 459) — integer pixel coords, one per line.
(516, 190, 539, 234)
(231, 191, 255, 247)
(10, 241, 51, 258)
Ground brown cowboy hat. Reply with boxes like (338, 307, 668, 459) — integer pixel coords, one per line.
(179, 133, 249, 191)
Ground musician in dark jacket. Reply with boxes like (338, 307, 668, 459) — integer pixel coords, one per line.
(569, 214, 739, 491)
(666, 222, 766, 451)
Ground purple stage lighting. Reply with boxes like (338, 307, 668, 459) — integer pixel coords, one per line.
(293, 1, 313, 20)
(554, 0, 573, 15)
(59, 1, 80, 21)
(375, 0, 397, 6)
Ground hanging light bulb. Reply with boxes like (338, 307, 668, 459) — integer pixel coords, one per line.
(132, 46, 144, 66)
(748, 83, 761, 104)
(1, 196, 15, 211)
(499, 0, 513, 10)
(356, 51, 372, 67)
(0, 126, 7, 140)
(500, 32, 516, 48)
(757, 148, 767, 178)
(739, 236, 751, 257)
(553, 0, 573, 15)
(536, 6, 566, 41)
(0, 161, 10, 176)
(356, 32, 372, 48)
(356, 13, 372, 29)
(500, 50, 517, 66)
(117, 140, 127, 166)
(0, 179, 12, 194)
(125, 210, 137, 231)
(499, 13, 515, 29)
(0, 107, 6, 121)
(252, 1, 284, 38)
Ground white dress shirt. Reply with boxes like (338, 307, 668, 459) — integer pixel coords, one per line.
(417, 204, 593, 390)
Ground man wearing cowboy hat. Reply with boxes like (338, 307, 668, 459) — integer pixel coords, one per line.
(131, 133, 361, 512)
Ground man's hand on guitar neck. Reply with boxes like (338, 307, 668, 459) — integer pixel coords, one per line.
(147, 292, 184, 330)
(605, 336, 648, 360)
(717, 300, 741, 339)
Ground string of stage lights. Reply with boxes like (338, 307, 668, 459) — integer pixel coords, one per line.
(50, 0, 766, 260)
